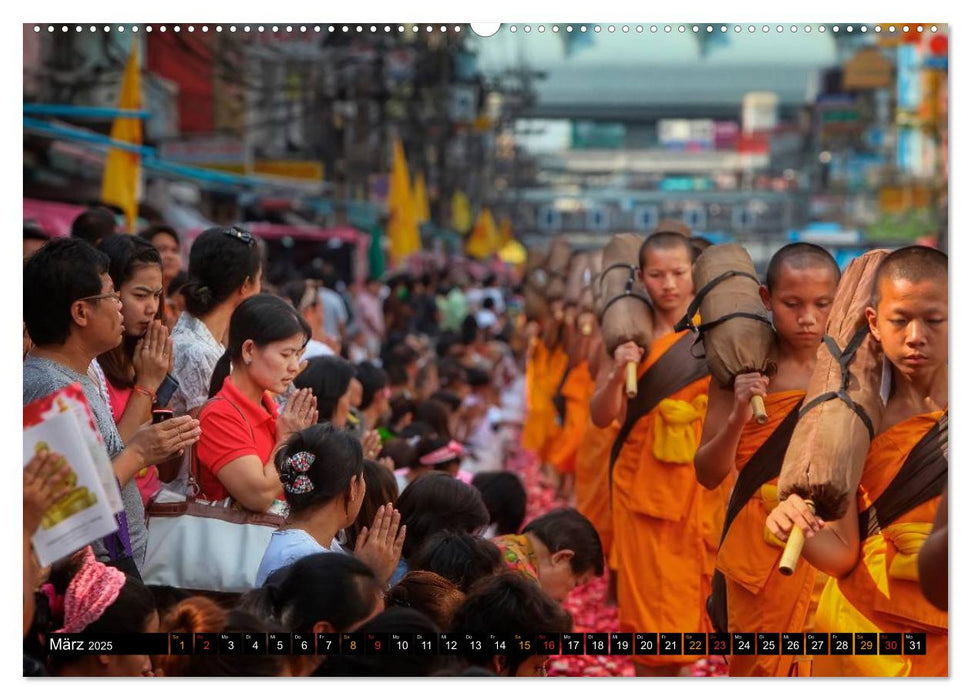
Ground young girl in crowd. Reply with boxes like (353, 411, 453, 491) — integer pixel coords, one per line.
(244, 553, 386, 675)
(195, 294, 318, 513)
(94, 234, 173, 505)
(293, 355, 355, 428)
(171, 226, 263, 420)
(256, 424, 405, 587)
(392, 472, 490, 586)
(41, 546, 159, 677)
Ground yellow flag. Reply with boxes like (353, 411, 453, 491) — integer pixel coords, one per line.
(451, 190, 472, 234)
(413, 172, 431, 224)
(466, 208, 500, 260)
(101, 43, 142, 233)
(387, 138, 421, 265)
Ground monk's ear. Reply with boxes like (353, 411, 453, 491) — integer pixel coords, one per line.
(758, 285, 771, 310)
(865, 306, 881, 342)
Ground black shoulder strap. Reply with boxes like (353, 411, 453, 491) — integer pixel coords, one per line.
(718, 400, 803, 547)
(608, 331, 710, 487)
(552, 366, 571, 427)
(858, 412, 948, 539)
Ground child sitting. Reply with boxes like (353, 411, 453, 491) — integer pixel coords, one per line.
(493, 507, 604, 602)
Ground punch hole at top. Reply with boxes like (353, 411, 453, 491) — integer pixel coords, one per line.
(469, 23, 501, 37)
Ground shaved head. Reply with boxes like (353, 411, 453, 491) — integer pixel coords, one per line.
(766, 243, 840, 292)
(871, 246, 948, 307)
(638, 222, 694, 268)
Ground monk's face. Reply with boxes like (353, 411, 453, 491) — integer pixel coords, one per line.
(866, 277, 948, 382)
(761, 263, 838, 351)
(640, 246, 693, 313)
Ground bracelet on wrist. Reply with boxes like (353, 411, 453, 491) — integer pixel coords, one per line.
(133, 384, 157, 403)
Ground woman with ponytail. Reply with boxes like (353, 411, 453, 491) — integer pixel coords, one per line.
(194, 294, 318, 513)
(170, 227, 262, 420)
(255, 424, 405, 588)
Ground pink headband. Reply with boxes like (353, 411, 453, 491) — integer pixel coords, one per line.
(55, 547, 126, 633)
(419, 440, 464, 466)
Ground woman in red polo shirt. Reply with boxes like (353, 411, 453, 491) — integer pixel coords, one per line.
(196, 294, 319, 512)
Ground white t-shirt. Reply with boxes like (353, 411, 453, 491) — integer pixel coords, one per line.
(302, 338, 336, 360)
(475, 309, 498, 330)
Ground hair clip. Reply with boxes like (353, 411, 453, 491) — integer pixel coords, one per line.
(282, 450, 316, 495)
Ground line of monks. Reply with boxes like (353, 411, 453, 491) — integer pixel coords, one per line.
(522, 231, 948, 677)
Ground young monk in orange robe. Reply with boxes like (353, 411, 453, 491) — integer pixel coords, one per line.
(694, 243, 840, 677)
(575, 335, 618, 557)
(767, 246, 948, 677)
(590, 231, 729, 676)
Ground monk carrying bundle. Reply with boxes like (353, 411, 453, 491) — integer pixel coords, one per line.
(766, 246, 948, 677)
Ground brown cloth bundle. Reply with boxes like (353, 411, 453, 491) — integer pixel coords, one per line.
(776, 249, 889, 574)
(587, 250, 604, 305)
(675, 244, 775, 423)
(523, 248, 549, 321)
(597, 234, 653, 398)
(544, 236, 573, 302)
(565, 252, 589, 305)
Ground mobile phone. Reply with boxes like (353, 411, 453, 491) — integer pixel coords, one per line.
(152, 408, 174, 424)
(155, 373, 180, 408)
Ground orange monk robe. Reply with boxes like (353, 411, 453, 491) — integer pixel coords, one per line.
(536, 345, 570, 465)
(611, 329, 733, 667)
(716, 390, 820, 677)
(575, 417, 619, 557)
(548, 360, 596, 475)
(813, 411, 947, 677)
(522, 339, 552, 454)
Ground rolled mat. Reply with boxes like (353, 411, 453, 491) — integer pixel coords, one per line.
(777, 249, 889, 522)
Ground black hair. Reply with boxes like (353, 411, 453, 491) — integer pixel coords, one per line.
(182, 226, 262, 317)
(388, 395, 417, 428)
(429, 390, 462, 412)
(312, 608, 454, 677)
(460, 315, 479, 345)
(246, 553, 383, 633)
(765, 242, 841, 293)
(139, 223, 180, 247)
(274, 423, 364, 515)
(208, 293, 311, 397)
(435, 332, 463, 358)
(410, 531, 502, 592)
(23, 238, 110, 346)
(355, 362, 389, 411)
(638, 227, 694, 269)
(378, 438, 420, 471)
(167, 269, 189, 296)
(414, 400, 452, 439)
(471, 471, 527, 535)
(871, 245, 948, 307)
(345, 459, 400, 546)
(70, 206, 116, 246)
(293, 356, 355, 423)
(96, 234, 164, 388)
(482, 296, 495, 310)
(24, 221, 49, 242)
(451, 572, 572, 675)
(466, 367, 491, 389)
(397, 472, 490, 560)
(399, 421, 433, 442)
(523, 508, 604, 577)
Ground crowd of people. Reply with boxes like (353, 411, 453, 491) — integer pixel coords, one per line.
(22, 207, 947, 678)
(22, 207, 603, 678)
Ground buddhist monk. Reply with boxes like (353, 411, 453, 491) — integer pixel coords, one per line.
(694, 243, 840, 677)
(590, 230, 729, 676)
(766, 246, 948, 677)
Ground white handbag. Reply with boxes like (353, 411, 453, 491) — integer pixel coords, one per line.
(142, 397, 285, 593)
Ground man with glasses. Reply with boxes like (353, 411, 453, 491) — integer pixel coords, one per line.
(23, 238, 200, 574)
